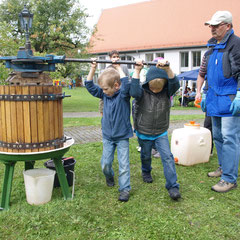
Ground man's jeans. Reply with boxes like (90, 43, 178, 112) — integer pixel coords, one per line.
(138, 134, 179, 190)
(101, 138, 131, 192)
(212, 116, 240, 183)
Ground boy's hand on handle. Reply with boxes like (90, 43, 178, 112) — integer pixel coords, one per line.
(91, 58, 98, 69)
(132, 59, 144, 79)
(135, 59, 144, 72)
(156, 59, 170, 70)
(157, 59, 174, 78)
(87, 58, 97, 81)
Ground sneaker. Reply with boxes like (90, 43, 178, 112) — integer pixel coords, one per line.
(151, 149, 158, 155)
(207, 167, 222, 177)
(142, 172, 153, 183)
(168, 187, 181, 200)
(106, 177, 115, 187)
(118, 190, 130, 202)
(211, 179, 237, 193)
(153, 152, 161, 158)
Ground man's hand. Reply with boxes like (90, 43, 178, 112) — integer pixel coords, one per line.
(230, 91, 240, 115)
(195, 92, 202, 101)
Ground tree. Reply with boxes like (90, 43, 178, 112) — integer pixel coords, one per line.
(0, 0, 90, 55)
(0, 0, 92, 81)
(0, 21, 24, 83)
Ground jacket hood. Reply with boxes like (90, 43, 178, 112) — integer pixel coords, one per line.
(142, 66, 169, 91)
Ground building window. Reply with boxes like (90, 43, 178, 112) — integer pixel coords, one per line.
(192, 51, 201, 67)
(180, 52, 189, 67)
(99, 56, 106, 70)
(145, 53, 154, 62)
(155, 53, 164, 59)
(121, 55, 134, 69)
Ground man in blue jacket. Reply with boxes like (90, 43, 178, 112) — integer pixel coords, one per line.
(196, 11, 240, 193)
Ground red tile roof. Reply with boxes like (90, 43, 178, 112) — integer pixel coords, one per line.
(88, 0, 240, 54)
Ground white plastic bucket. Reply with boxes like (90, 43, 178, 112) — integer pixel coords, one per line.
(23, 168, 56, 205)
(171, 121, 212, 166)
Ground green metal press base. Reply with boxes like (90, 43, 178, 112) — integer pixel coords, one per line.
(0, 137, 74, 211)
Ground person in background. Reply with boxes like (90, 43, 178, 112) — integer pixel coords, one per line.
(184, 87, 196, 106)
(85, 58, 133, 202)
(178, 86, 189, 106)
(99, 50, 129, 116)
(68, 79, 73, 89)
(72, 79, 76, 89)
(195, 11, 240, 193)
(130, 58, 181, 201)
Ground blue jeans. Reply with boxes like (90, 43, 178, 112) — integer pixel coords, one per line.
(212, 116, 240, 183)
(138, 135, 179, 190)
(101, 138, 131, 192)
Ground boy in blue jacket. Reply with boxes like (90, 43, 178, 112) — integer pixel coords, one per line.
(130, 59, 181, 200)
(85, 59, 133, 202)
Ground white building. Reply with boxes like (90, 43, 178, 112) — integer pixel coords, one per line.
(88, 0, 240, 88)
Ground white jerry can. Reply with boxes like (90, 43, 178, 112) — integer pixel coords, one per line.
(171, 121, 212, 166)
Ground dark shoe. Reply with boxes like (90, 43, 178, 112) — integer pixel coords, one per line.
(142, 172, 153, 183)
(118, 190, 130, 202)
(207, 167, 222, 177)
(168, 187, 181, 200)
(211, 179, 237, 193)
(106, 177, 115, 187)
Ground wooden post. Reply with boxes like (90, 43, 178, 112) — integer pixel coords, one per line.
(29, 86, 38, 152)
(36, 86, 45, 151)
(22, 86, 31, 153)
(9, 86, 18, 153)
(16, 86, 25, 153)
(5, 86, 12, 153)
(0, 86, 7, 152)
(48, 86, 55, 150)
(43, 86, 50, 151)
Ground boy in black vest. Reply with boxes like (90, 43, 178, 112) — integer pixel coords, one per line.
(130, 59, 181, 200)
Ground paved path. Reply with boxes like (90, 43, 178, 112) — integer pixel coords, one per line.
(63, 109, 203, 118)
(64, 110, 205, 144)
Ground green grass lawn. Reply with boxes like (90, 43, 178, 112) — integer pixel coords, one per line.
(1, 87, 238, 239)
(1, 139, 240, 239)
(62, 87, 200, 112)
(63, 87, 100, 112)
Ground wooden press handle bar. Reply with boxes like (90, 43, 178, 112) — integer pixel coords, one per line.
(64, 58, 169, 66)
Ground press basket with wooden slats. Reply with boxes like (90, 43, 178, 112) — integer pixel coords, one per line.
(0, 75, 66, 153)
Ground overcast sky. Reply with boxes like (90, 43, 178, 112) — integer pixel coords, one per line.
(79, 0, 150, 29)
(0, 0, 150, 29)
